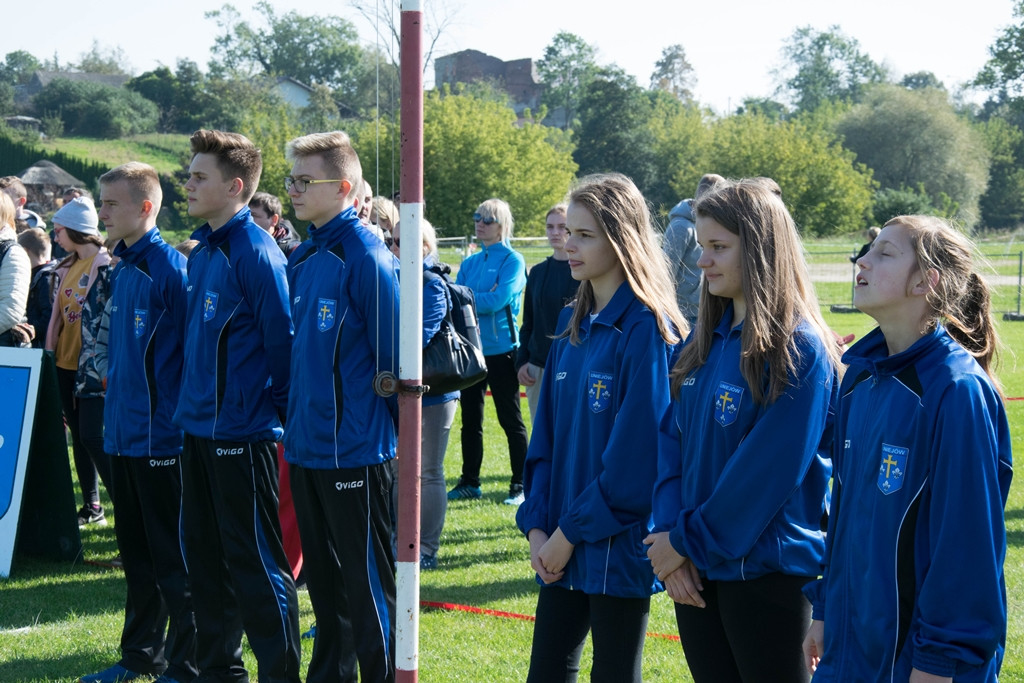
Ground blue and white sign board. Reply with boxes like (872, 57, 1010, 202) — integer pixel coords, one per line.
(0, 348, 42, 578)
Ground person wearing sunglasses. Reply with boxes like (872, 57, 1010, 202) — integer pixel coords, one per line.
(448, 199, 529, 505)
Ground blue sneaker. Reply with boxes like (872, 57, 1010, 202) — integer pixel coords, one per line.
(446, 483, 482, 500)
(79, 664, 141, 683)
(420, 554, 438, 570)
(302, 623, 318, 639)
(152, 677, 181, 683)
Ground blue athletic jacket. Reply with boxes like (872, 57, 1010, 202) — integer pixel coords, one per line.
(173, 207, 292, 443)
(652, 307, 835, 582)
(455, 242, 525, 356)
(516, 283, 677, 598)
(283, 207, 400, 469)
(804, 326, 1012, 682)
(104, 229, 187, 457)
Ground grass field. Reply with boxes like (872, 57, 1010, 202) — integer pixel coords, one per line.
(0, 296, 1022, 681)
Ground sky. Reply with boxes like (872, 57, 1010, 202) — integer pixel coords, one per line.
(9, 0, 1020, 113)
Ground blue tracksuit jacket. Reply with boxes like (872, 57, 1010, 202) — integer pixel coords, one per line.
(804, 326, 1012, 682)
(104, 228, 187, 457)
(516, 282, 677, 598)
(652, 306, 835, 581)
(173, 207, 292, 442)
(283, 207, 400, 469)
(454, 242, 525, 356)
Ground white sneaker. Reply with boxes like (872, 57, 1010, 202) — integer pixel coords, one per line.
(503, 489, 525, 506)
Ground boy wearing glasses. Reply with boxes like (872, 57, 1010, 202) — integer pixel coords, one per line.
(283, 131, 399, 683)
(174, 130, 300, 683)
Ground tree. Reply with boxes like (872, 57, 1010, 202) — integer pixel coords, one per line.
(975, 0, 1024, 103)
(350, 85, 577, 236)
(300, 84, 341, 133)
(775, 26, 887, 113)
(574, 74, 659, 201)
(977, 116, 1024, 228)
(901, 71, 945, 91)
(206, 2, 363, 93)
(73, 41, 132, 75)
(650, 44, 696, 104)
(537, 31, 599, 131)
(836, 84, 990, 227)
(735, 97, 789, 120)
(349, 0, 458, 76)
(704, 113, 875, 235)
(0, 50, 41, 85)
(32, 78, 158, 138)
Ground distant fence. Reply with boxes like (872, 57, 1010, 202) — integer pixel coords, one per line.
(436, 238, 1024, 321)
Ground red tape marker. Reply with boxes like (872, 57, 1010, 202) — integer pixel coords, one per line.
(420, 600, 680, 642)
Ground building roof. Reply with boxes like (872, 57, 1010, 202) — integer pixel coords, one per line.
(18, 160, 84, 187)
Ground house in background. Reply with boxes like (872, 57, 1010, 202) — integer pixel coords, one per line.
(19, 160, 85, 214)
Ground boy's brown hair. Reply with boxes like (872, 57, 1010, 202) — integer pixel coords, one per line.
(190, 129, 263, 203)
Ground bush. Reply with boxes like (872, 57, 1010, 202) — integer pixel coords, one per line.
(32, 78, 158, 138)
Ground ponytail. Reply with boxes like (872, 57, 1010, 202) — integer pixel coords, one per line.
(944, 272, 998, 378)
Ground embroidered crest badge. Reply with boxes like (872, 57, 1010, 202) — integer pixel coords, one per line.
(877, 443, 908, 495)
(203, 291, 218, 322)
(133, 309, 148, 338)
(317, 298, 337, 332)
(588, 371, 613, 413)
(714, 381, 743, 427)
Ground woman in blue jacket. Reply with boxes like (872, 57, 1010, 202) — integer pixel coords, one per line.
(448, 198, 529, 504)
(802, 215, 1012, 683)
(516, 173, 686, 682)
(645, 179, 841, 683)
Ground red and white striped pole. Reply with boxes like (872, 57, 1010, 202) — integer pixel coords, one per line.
(396, 1, 424, 681)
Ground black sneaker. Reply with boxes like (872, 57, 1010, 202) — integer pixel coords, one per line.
(77, 504, 107, 527)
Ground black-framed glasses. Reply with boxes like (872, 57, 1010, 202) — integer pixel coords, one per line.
(473, 213, 498, 225)
(284, 176, 343, 193)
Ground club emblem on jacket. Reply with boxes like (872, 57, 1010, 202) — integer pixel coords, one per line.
(714, 381, 743, 427)
(317, 298, 337, 332)
(877, 443, 908, 495)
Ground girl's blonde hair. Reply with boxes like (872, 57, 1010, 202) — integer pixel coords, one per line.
(0, 192, 14, 230)
(561, 173, 686, 345)
(671, 179, 840, 402)
(884, 214, 1000, 382)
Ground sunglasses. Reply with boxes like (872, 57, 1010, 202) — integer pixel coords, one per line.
(473, 213, 498, 225)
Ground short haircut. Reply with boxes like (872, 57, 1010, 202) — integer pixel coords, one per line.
(100, 161, 163, 209)
(285, 131, 363, 202)
(867, 226, 881, 239)
(175, 239, 199, 257)
(0, 176, 27, 200)
(17, 227, 50, 258)
(249, 191, 282, 217)
(476, 198, 515, 243)
(695, 173, 725, 200)
(190, 129, 263, 203)
(0, 192, 14, 229)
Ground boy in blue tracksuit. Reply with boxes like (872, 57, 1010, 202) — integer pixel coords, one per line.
(79, 163, 196, 683)
(173, 130, 299, 683)
(283, 131, 399, 683)
(802, 216, 1012, 683)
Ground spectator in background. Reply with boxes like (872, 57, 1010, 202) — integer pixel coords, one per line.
(449, 198, 529, 506)
(389, 218, 460, 570)
(0, 176, 46, 231)
(0, 192, 31, 347)
(17, 227, 56, 349)
(516, 203, 579, 423)
(249, 191, 301, 255)
(662, 173, 726, 326)
(174, 240, 199, 258)
(46, 197, 114, 527)
(850, 226, 881, 263)
(372, 195, 399, 244)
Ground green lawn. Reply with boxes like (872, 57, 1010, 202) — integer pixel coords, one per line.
(0, 308, 1022, 682)
(34, 135, 191, 177)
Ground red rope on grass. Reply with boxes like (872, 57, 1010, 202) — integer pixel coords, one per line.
(1008, 396, 1023, 401)
(420, 600, 681, 642)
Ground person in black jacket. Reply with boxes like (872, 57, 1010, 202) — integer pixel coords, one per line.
(516, 204, 579, 422)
